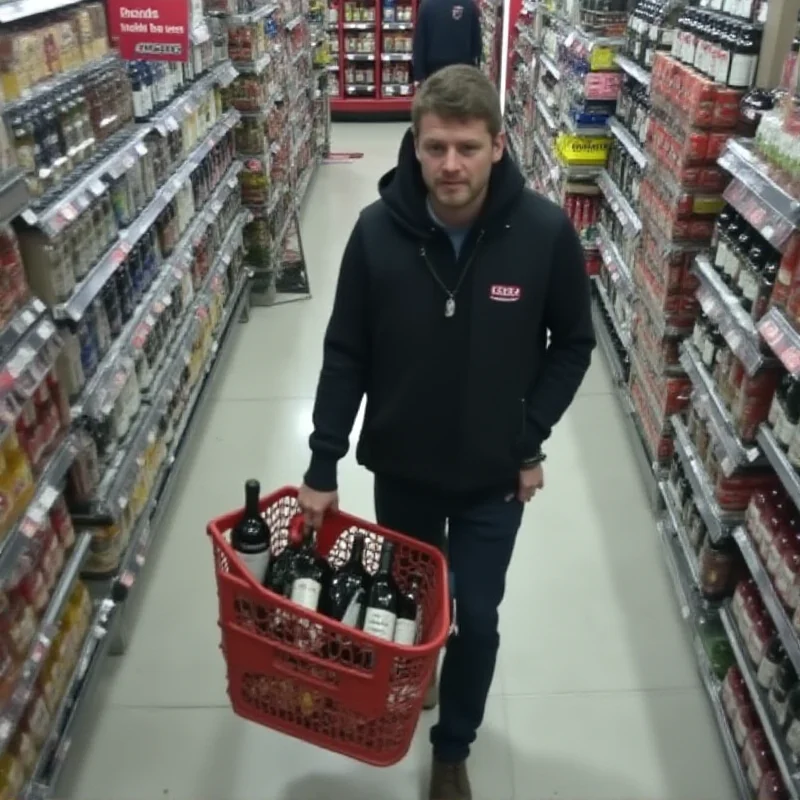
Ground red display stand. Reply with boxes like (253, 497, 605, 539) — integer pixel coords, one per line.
(328, 1, 418, 119)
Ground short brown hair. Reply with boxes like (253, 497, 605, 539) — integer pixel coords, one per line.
(411, 65, 503, 138)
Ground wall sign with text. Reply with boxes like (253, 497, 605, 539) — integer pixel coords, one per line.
(108, 0, 190, 62)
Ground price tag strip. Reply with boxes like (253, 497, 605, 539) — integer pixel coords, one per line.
(0, 434, 81, 589)
(596, 222, 634, 299)
(719, 139, 800, 254)
(55, 110, 241, 324)
(72, 160, 244, 425)
(670, 414, 742, 543)
(759, 306, 800, 376)
(693, 254, 765, 377)
(22, 598, 118, 800)
(0, 532, 92, 763)
(0, 317, 63, 442)
(597, 169, 642, 236)
(679, 342, 761, 472)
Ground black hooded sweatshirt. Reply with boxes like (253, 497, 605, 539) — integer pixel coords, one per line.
(304, 129, 596, 496)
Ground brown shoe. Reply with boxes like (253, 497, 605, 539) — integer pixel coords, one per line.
(429, 758, 472, 800)
(423, 671, 439, 710)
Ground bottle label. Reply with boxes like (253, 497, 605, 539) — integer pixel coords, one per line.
(777, 410, 796, 449)
(777, 559, 796, 603)
(237, 549, 271, 583)
(729, 52, 754, 88)
(716, 49, 731, 84)
(702, 337, 716, 368)
(714, 240, 729, 269)
(341, 591, 363, 627)
(394, 618, 417, 646)
(291, 578, 322, 611)
(363, 608, 397, 641)
(757, 656, 779, 689)
(787, 718, 800, 757)
(769, 394, 785, 430)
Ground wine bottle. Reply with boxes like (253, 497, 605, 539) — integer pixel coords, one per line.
(394, 574, 422, 645)
(263, 522, 304, 594)
(231, 480, 271, 582)
(362, 540, 398, 641)
(287, 528, 331, 611)
(321, 533, 368, 626)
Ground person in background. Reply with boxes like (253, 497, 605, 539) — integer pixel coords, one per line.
(412, 0, 482, 84)
(298, 66, 595, 800)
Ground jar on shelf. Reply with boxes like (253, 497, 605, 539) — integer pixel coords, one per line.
(743, 728, 775, 792)
(768, 657, 797, 727)
(758, 770, 789, 800)
(758, 637, 785, 689)
(698, 536, 735, 600)
(722, 665, 749, 720)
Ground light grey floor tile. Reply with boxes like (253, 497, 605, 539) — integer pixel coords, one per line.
(505, 690, 737, 800)
(58, 697, 511, 800)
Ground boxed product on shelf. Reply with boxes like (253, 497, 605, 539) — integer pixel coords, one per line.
(0, 1, 109, 102)
(226, 69, 277, 114)
(629, 372, 674, 463)
(641, 164, 726, 224)
(651, 53, 745, 130)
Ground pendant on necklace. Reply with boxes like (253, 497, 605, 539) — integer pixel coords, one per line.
(445, 297, 456, 318)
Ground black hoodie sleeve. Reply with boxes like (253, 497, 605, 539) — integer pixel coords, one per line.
(412, 1, 429, 81)
(304, 222, 370, 492)
(520, 217, 596, 459)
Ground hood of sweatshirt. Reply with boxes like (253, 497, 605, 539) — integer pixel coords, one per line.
(377, 127, 525, 237)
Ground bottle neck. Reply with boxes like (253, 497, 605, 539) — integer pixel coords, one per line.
(245, 483, 260, 515)
(377, 543, 394, 575)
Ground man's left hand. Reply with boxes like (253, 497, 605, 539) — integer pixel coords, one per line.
(517, 464, 544, 503)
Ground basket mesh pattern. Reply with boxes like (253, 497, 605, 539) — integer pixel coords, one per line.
(211, 491, 448, 765)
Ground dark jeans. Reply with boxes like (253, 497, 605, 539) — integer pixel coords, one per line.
(374, 475, 523, 763)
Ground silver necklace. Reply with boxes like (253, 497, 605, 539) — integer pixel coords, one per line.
(419, 232, 484, 318)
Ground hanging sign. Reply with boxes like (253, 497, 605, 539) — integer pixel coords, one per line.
(108, 0, 190, 62)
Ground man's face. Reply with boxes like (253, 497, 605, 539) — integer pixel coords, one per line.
(414, 113, 504, 211)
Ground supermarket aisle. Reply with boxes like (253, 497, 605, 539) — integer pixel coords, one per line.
(59, 123, 737, 800)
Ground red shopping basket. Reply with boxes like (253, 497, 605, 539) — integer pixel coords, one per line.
(207, 485, 450, 766)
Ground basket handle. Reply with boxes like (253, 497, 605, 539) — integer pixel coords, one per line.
(288, 513, 306, 540)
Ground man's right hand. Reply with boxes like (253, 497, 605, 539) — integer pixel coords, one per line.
(297, 483, 339, 531)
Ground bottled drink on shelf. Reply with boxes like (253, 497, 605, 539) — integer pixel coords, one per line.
(286, 528, 332, 611)
(757, 637, 785, 689)
(321, 533, 368, 626)
(263, 521, 304, 594)
(777, 376, 800, 449)
(362, 540, 399, 641)
(394, 574, 422, 645)
(231, 479, 271, 582)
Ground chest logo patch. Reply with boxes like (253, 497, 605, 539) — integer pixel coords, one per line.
(452, 5, 464, 19)
(490, 284, 522, 303)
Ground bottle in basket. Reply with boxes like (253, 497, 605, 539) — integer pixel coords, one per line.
(362, 540, 399, 641)
(394, 573, 422, 645)
(231, 480, 271, 582)
(286, 528, 332, 611)
(321, 533, 368, 627)
(263, 521, 304, 595)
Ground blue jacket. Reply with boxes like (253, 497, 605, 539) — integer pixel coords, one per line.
(412, 0, 482, 81)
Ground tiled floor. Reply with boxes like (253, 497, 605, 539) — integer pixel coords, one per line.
(58, 123, 737, 800)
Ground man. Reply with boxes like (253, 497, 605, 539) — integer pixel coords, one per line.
(299, 66, 595, 800)
(412, 0, 481, 83)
